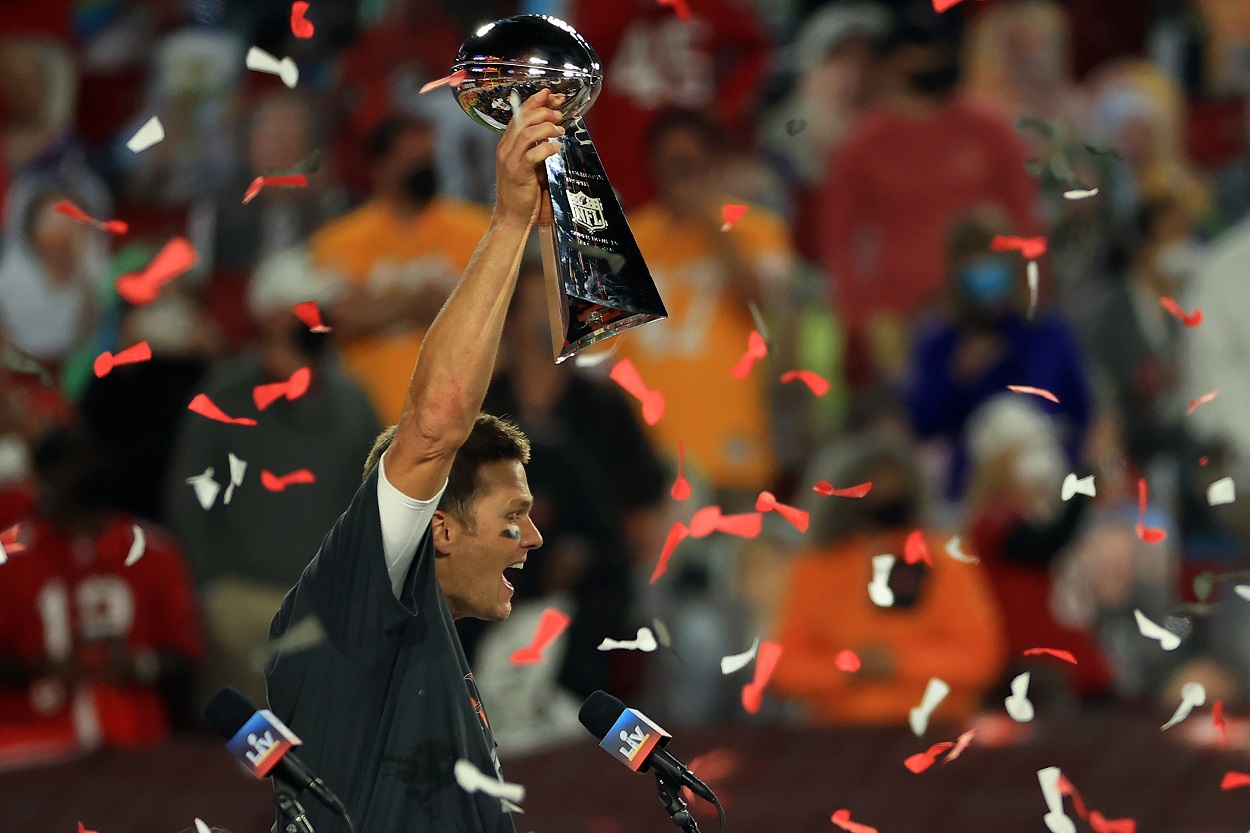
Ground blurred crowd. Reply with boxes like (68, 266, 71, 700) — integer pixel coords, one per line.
(2, 0, 1250, 772)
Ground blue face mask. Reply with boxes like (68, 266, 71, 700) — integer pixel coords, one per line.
(958, 257, 1016, 305)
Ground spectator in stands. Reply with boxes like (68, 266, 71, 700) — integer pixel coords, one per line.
(619, 108, 795, 506)
(165, 248, 378, 705)
(907, 206, 1091, 502)
(310, 115, 490, 423)
(574, 0, 771, 209)
(816, 10, 1037, 386)
(770, 439, 1006, 726)
(0, 427, 203, 769)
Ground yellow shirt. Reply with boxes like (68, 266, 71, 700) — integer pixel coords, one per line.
(310, 198, 490, 423)
(618, 203, 794, 490)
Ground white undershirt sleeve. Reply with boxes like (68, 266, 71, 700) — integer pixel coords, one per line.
(377, 451, 447, 600)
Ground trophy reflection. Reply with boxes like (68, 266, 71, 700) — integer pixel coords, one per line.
(451, 14, 668, 363)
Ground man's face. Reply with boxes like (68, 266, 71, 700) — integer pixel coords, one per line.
(434, 460, 543, 621)
(649, 128, 713, 202)
(374, 125, 437, 204)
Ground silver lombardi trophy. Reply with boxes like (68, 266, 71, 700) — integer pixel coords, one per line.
(451, 14, 668, 363)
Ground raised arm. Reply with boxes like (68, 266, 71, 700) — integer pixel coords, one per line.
(385, 90, 564, 500)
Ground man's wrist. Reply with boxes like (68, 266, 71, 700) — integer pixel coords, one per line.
(490, 210, 534, 236)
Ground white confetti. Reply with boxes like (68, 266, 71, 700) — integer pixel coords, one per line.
(1134, 609, 1180, 651)
(454, 758, 526, 807)
(1004, 671, 1035, 722)
(908, 677, 950, 737)
(719, 637, 760, 675)
(574, 341, 621, 368)
(1234, 585, 1250, 602)
(1063, 188, 1099, 200)
(597, 627, 658, 653)
(1027, 260, 1039, 319)
(868, 554, 895, 608)
(194, 819, 212, 833)
(186, 467, 222, 511)
(508, 89, 523, 122)
(224, 452, 248, 504)
(1038, 767, 1076, 833)
(1208, 476, 1236, 506)
(126, 116, 165, 152)
(1161, 681, 1206, 730)
(125, 524, 146, 567)
(652, 618, 672, 648)
(246, 46, 299, 89)
(1061, 473, 1096, 501)
(944, 535, 979, 563)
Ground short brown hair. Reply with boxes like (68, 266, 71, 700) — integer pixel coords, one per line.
(364, 414, 531, 526)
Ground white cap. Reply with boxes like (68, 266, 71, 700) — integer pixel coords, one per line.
(247, 246, 344, 319)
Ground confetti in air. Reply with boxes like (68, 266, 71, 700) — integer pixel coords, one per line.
(290, 1, 314, 38)
(454, 758, 526, 806)
(1135, 478, 1166, 543)
(195, 819, 213, 833)
(905, 741, 955, 774)
(814, 481, 873, 498)
(246, 46, 300, 88)
(1063, 187, 1100, 200)
(780, 369, 830, 396)
(688, 505, 763, 539)
(126, 116, 165, 152)
(835, 649, 861, 672)
(125, 524, 146, 567)
(991, 235, 1048, 260)
(186, 467, 222, 510)
(1026, 260, 1039, 319)
(223, 452, 248, 504)
(1221, 771, 1250, 790)
(115, 237, 198, 305)
(932, 0, 964, 11)
(730, 330, 768, 379)
(830, 809, 877, 833)
(1134, 609, 1180, 651)
(1007, 385, 1060, 403)
(740, 641, 783, 714)
(420, 70, 469, 95)
(720, 204, 749, 232)
(1235, 585, 1250, 602)
(671, 442, 692, 501)
(294, 301, 332, 333)
(1208, 477, 1236, 506)
(188, 394, 258, 426)
(649, 521, 690, 584)
(597, 628, 658, 653)
(243, 174, 309, 204)
(0, 524, 25, 562)
(1187, 389, 1220, 414)
(1061, 473, 1096, 501)
(868, 554, 895, 608)
(755, 491, 809, 532)
(657, 0, 692, 21)
(1214, 699, 1227, 747)
(1159, 296, 1203, 327)
(254, 366, 312, 410)
(944, 535, 979, 563)
(94, 341, 152, 378)
(573, 343, 620, 368)
(1038, 767, 1077, 833)
(510, 607, 571, 665)
(945, 729, 976, 762)
(54, 200, 128, 235)
(79, 824, 99, 833)
(1161, 681, 1205, 730)
(261, 469, 317, 492)
(903, 530, 932, 564)
(610, 358, 666, 425)
(909, 677, 950, 736)
(1005, 671, 1035, 722)
(720, 637, 761, 675)
(1024, 647, 1078, 664)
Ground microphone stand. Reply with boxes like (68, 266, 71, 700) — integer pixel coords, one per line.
(654, 770, 701, 833)
(275, 783, 316, 833)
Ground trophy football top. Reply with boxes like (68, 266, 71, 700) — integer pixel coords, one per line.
(452, 15, 604, 132)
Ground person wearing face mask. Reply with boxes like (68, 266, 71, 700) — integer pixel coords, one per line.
(309, 115, 490, 423)
(908, 206, 1092, 504)
(769, 439, 1006, 726)
(815, 6, 1039, 389)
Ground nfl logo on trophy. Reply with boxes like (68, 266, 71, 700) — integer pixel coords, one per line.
(568, 192, 609, 233)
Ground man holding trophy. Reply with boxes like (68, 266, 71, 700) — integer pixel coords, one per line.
(264, 15, 668, 833)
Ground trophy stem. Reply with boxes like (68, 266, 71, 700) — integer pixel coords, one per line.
(538, 223, 568, 362)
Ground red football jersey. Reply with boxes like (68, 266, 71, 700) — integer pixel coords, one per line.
(0, 503, 203, 769)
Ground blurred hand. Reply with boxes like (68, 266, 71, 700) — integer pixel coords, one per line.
(951, 332, 1006, 382)
(495, 89, 564, 227)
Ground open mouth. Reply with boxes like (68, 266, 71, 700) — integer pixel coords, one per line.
(502, 559, 526, 592)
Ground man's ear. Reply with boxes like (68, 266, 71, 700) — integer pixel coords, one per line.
(431, 510, 454, 556)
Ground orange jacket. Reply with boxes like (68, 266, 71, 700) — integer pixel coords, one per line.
(772, 532, 1007, 726)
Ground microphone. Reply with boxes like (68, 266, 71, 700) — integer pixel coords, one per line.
(578, 690, 717, 804)
(203, 686, 353, 828)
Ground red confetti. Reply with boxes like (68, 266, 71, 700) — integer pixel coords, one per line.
(720, 203, 748, 232)
(781, 369, 830, 397)
(689, 505, 763, 539)
(730, 330, 767, 379)
(1134, 477, 1167, 543)
(933, 0, 963, 11)
(1058, 773, 1088, 819)
(904, 741, 955, 774)
(510, 607, 571, 665)
(1160, 296, 1203, 327)
(1, 524, 26, 554)
(187, 393, 258, 426)
(1222, 771, 1250, 791)
(671, 441, 692, 501)
(741, 641, 782, 714)
(755, 490, 810, 533)
(814, 481, 873, 498)
(253, 366, 312, 410)
(115, 237, 198, 305)
(261, 469, 316, 491)
(1200, 456, 1209, 466)
(991, 234, 1048, 260)
(680, 749, 737, 805)
(93, 341, 152, 378)
(1023, 647, 1078, 664)
(1214, 699, 1227, 749)
(830, 809, 877, 833)
(903, 529, 932, 565)
(290, 1, 314, 38)
(657, 0, 692, 21)
(944, 729, 975, 762)
(1089, 813, 1136, 833)
(419, 69, 469, 95)
(834, 649, 860, 672)
(293, 301, 332, 333)
(649, 521, 690, 585)
(79, 824, 99, 833)
(243, 174, 309, 204)
(1007, 384, 1060, 403)
(1187, 389, 1220, 415)
(55, 200, 128, 235)
(611, 358, 666, 425)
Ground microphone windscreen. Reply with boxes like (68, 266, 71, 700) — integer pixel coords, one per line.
(579, 689, 627, 738)
(203, 686, 259, 739)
